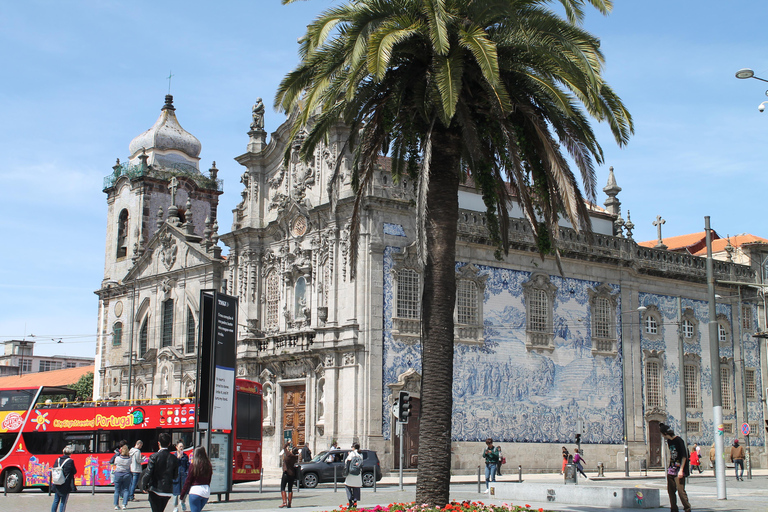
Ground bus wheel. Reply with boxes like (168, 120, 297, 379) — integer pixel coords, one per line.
(4, 468, 23, 493)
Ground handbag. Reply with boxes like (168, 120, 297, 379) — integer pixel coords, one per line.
(500, 457, 506, 465)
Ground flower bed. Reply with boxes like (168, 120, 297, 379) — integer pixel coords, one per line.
(330, 501, 550, 512)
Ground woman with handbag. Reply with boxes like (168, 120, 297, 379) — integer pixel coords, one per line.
(180, 447, 212, 512)
(482, 438, 500, 493)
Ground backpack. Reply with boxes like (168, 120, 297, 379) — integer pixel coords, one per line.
(348, 454, 363, 476)
(52, 457, 67, 485)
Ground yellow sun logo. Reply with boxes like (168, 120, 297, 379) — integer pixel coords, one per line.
(33, 411, 50, 431)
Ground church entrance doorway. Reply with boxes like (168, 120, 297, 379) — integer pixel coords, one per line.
(394, 396, 420, 468)
(648, 420, 662, 468)
(282, 385, 307, 447)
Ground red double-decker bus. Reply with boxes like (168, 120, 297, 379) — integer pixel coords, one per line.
(0, 379, 262, 493)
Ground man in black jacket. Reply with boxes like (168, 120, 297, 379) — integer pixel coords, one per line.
(146, 432, 179, 512)
(660, 423, 691, 512)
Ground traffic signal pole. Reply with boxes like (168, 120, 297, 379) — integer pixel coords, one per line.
(398, 421, 404, 490)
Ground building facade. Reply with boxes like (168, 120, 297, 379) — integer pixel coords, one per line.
(221, 112, 767, 472)
(94, 95, 226, 402)
(97, 98, 768, 474)
(0, 341, 93, 377)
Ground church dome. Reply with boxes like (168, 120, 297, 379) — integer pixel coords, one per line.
(128, 95, 202, 166)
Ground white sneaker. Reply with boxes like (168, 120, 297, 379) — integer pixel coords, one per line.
(482, 489, 489, 493)
(173, 509, 178, 512)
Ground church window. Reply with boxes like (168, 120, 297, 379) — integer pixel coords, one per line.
(457, 280, 478, 325)
(721, 366, 732, 411)
(684, 363, 700, 409)
(588, 284, 618, 356)
(294, 277, 307, 318)
(138, 318, 148, 356)
(391, 264, 422, 343)
(186, 308, 196, 353)
(742, 305, 753, 331)
(162, 299, 174, 348)
(645, 360, 662, 408)
(682, 319, 694, 338)
(717, 315, 730, 344)
(522, 273, 556, 352)
(397, 269, 420, 319)
(116, 209, 129, 258)
(266, 270, 280, 330)
(644, 315, 657, 334)
(454, 264, 487, 344)
(112, 322, 123, 347)
(745, 368, 757, 400)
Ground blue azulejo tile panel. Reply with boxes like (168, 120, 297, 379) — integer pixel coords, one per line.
(382, 251, 624, 444)
(383, 223, 407, 237)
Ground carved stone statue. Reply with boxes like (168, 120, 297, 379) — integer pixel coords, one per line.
(251, 98, 265, 131)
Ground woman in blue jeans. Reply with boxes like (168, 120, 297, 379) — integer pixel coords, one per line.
(180, 447, 212, 512)
(482, 438, 500, 492)
(112, 445, 133, 510)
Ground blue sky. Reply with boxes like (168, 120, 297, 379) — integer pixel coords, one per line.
(1, 1, 766, 358)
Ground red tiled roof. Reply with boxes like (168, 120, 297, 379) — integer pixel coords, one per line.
(692, 234, 768, 256)
(0, 365, 93, 389)
(638, 231, 720, 253)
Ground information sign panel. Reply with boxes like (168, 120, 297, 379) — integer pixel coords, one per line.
(209, 432, 231, 494)
(211, 292, 237, 431)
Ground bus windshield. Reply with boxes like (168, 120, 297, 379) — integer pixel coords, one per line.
(0, 389, 36, 411)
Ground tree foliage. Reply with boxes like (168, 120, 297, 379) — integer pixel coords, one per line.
(68, 371, 94, 401)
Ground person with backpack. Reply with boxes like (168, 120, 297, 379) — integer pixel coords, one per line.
(51, 445, 77, 512)
(344, 443, 363, 508)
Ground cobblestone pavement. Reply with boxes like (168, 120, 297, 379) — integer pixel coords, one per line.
(3, 470, 767, 512)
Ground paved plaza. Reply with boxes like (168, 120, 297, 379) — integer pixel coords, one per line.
(3, 470, 767, 512)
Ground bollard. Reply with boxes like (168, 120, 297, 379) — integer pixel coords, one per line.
(3, 470, 7, 496)
(295, 466, 299, 494)
(597, 462, 605, 478)
(92, 472, 96, 495)
(477, 465, 482, 493)
(373, 470, 377, 493)
(334, 464, 338, 492)
(259, 468, 263, 494)
(48, 471, 52, 496)
(518, 465, 522, 483)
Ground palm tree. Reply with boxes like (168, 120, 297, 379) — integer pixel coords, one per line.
(277, 0, 632, 506)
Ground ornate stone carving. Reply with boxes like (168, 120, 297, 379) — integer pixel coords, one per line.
(159, 233, 177, 270)
(343, 352, 355, 366)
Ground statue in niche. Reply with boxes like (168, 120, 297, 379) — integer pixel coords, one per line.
(251, 98, 265, 131)
(317, 380, 325, 422)
(161, 367, 169, 395)
(264, 386, 274, 425)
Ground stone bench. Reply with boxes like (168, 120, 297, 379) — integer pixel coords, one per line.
(491, 482, 660, 509)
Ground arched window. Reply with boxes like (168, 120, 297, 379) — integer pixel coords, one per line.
(112, 322, 123, 347)
(266, 270, 280, 330)
(116, 209, 129, 258)
(186, 308, 196, 353)
(522, 273, 556, 352)
(162, 299, 174, 348)
(138, 318, 148, 356)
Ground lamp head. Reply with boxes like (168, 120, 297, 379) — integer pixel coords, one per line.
(736, 68, 755, 79)
(759, 102, 766, 113)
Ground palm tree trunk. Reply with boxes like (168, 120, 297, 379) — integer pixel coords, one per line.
(415, 129, 461, 507)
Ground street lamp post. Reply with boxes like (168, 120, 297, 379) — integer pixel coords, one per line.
(735, 68, 768, 112)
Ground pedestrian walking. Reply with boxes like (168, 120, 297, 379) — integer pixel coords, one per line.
(344, 443, 363, 508)
(496, 444, 504, 477)
(560, 446, 569, 475)
(660, 423, 691, 512)
(300, 442, 313, 462)
(572, 449, 588, 479)
(112, 444, 132, 510)
(709, 443, 715, 472)
(279, 442, 298, 508)
(730, 439, 745, 481)
(129, 440, 144, 501)
(172, 441, 190, 512)
(688, 446, 701, 474)
(51, 446, 77, 512)
(145, 432, 180, 512)
(482, 438, 500, 492)
(180, 447, 212, 512)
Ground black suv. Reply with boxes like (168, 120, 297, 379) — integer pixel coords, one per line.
(298, 449, 382, 488)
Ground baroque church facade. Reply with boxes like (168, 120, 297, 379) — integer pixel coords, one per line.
(96, 96, 768, 473)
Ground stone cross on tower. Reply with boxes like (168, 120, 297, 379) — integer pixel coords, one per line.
(168, 176, 179, 205)
(653, 215, 667, 249)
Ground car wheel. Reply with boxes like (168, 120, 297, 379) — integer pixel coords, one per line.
(4, 468, 24, 493)
(362, 472, 375, 488)
(302, 472, 319, 489)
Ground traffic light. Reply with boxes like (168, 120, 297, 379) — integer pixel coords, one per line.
(575, 433, 581, 444)
(398, 391, 412, 423)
